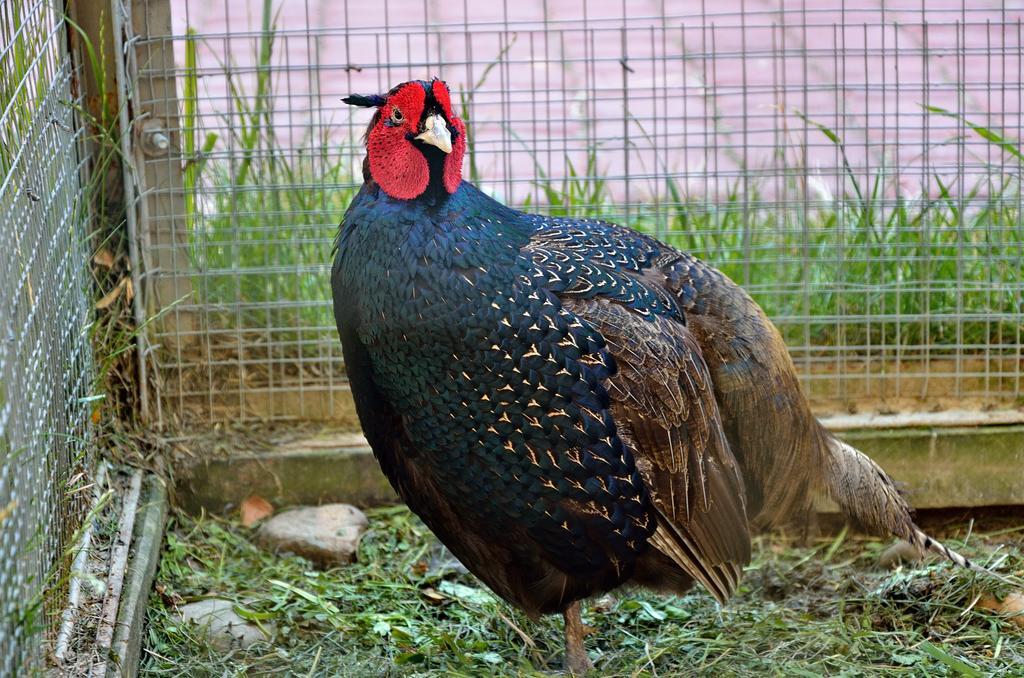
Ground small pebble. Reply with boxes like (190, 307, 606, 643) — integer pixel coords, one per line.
(978, 591, 1024, 628)
(879, 540, 924, 569)
(179, 598, 273, 650)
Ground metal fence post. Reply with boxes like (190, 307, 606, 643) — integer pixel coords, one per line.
(67, 2, 119, 133)
(71, 0, 193, 423)
(67, 0, 155, 423)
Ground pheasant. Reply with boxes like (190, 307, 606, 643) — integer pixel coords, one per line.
(331, 79, 1000, 673)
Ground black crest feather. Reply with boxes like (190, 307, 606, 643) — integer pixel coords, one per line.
(343, 93, 387, 108)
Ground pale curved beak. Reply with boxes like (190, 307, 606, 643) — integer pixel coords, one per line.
(414, 114, 453, 154)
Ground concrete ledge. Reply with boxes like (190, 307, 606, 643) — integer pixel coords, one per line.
(109, 475, 169, 678)
(821, 408, 1024, 431)
(837, 425, 1024, 508)
(176, 425, 1024, 515)
(177, 440, 397, 514)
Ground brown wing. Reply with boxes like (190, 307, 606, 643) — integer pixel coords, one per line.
(563, 296, 751, 603)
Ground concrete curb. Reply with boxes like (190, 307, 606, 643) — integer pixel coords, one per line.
(176, 425, 1024, 514)
(178, 445, 397, 514)
(108, 475, 169, 678)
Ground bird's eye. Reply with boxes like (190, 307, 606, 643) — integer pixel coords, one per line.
(390, 108, 404, 124)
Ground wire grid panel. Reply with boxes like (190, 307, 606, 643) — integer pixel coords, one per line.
(0, 0, 95, 672)
(138, 0, 1023, 423)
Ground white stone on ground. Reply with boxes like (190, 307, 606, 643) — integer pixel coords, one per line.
(255, 503, 369, 567)
(878, 540, 924, 569)
(179, 598, 273, 650)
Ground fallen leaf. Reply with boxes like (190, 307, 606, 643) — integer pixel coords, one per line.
(155, 583, 183, 609)
(241, 495, 274, 527)
(438, 580, 495, 605)
(95, 278, 127, 309)
(891, 652, 924, 666)
(419, 587, 447, 605)
(93, 248, 115, 268)
(476, 652, 503, 665)
(0, 500, 16, 523)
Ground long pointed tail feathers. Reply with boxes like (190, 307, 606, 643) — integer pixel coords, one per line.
(823, 434, 1017, 586)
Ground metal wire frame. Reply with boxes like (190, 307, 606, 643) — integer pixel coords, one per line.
(130, 0, 1023, 424)
(0, 0, 95, 672)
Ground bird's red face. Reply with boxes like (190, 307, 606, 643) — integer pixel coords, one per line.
(346, 80, 466, 200)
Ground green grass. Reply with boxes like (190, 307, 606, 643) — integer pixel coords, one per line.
(141, 507, 1023, 676)
(181, 4, 357, 337)
(186, 132, 1023, 355)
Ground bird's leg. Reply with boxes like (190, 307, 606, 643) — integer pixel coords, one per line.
(562, 600, 593, 675)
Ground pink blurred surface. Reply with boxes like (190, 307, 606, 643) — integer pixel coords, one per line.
(160, 0, 1022, 201)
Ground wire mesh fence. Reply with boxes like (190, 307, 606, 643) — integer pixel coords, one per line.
(0, 0, 95, 671)
(130, 0, 1023, 424)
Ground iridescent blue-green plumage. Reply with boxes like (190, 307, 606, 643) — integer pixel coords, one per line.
(334, 83, 986, 671)
(333, 179, 752, 612)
